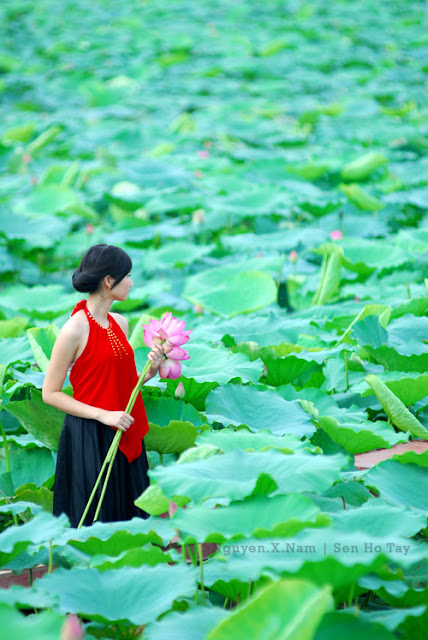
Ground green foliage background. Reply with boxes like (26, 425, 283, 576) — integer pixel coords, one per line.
(0, 0, 428, 638)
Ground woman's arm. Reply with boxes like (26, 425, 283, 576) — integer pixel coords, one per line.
(42, 320, 134, 432)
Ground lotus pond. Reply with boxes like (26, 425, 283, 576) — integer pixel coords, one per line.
(0, 0, 428, 638)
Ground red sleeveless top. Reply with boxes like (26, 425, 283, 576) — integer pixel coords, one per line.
(69, 300, 149, 463)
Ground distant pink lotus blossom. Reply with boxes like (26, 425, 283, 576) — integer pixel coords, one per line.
(330, 230, 343, 241)
(289, 250, 298, 263)
(142, 312, 192, 379)
(198, 150, 209, 158)
(192, 208, 205, 224)
(61, 615, 84, 640)
(169, 500, 179, 517)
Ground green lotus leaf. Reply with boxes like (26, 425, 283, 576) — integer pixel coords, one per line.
(34, 564, 197, 624)
(145, 607, 230, 640)
(150, 449, 348, 504)
(355, 372, 428, 407)
(0, 336, 34, 367)
(205, 384, 315, 438)
(338, 304, 390, 345)
(145, 420, 210, 455)
(172, 493, 330, 544)
(0, 317, 29, 339)
(317, 415, 408, 454)
(330, 503, 426, 538)
(184, 267, 277, 317)
(365, 374, 428, 438)
(182, 342, 263, 384)
(5, 388, 64, 451)
(365, 460, 428, 512)
(0, 511, 68, 566)
(141, 241, 214, 271)
(26, 324, 59, 372)
(142, 396, 203, 427)
(357, 606, 426, 632)
(340, 184, 385, 211)
(135, 483, 189, 516)
(312, 243, 343, 306)
(196, 428, 317, 454)
(14, 185, 78, 217)
(0, 285, 78, 320)
(314, 610, 397, 640)
(365, 344, 428, 373)
(61, 516, 176, 550)
(0, 443, 55, 489)
(0, 605, 64, 640)
(392, 450, 428, 467)
(351, 315, 389, 349)
(341, 152, 388, 182)
(207, 579, 333, 640)
(89, 544, 177, 571)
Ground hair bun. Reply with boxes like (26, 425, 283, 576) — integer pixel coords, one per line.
(72, 271, 99, 293)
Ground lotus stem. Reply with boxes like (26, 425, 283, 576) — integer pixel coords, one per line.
(0, 420, 18, 526)
(93, 446, 117, 522)
(77, 360, 151, 529)
(198, 543, 205, 605)
(48, 539, 53, 573)
(344, 351, 349, 391)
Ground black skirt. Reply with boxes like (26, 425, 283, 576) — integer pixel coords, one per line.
(53, 414, 150, 528)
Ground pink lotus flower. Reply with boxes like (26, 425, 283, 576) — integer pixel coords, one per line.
(289, 250, 298, 263)
(61, 615, 84, 640)
(143, 312, 192, 380)
(330, 229, 343, 241)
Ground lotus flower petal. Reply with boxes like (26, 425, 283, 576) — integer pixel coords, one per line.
(165, 333, 191, 347)
(159, 358, 182, 379)
(167, 346, 189, 360)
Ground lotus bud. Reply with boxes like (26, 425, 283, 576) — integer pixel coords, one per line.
(194, 304, 203, 314)
(330, 230, 343, 241)
(175, 381, 185, 399)
(192, 208, 205, 224)
(85, 223, 94, 235)
(168, 500, 179, 517)
(197, 150, 209, 158)
(60, 614, 84, 640)
(289, 250, 298, 263)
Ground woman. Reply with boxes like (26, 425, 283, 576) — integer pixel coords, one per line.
(42, 244, 163, 527)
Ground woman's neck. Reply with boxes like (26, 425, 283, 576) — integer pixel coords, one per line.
(86, 292, 113, 327)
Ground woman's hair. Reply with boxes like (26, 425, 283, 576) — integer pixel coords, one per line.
(72, 244, 132, 293)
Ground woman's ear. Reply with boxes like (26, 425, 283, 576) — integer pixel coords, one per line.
(103, 274, 114, 290)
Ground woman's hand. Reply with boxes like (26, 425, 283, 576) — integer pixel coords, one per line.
(98, 410, 135, 432)
(147, 342, 164, 375)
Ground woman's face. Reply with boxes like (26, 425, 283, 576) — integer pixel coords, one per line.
(111, 272, 134, 300)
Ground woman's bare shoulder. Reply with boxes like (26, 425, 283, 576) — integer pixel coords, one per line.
(59, 310, 89, 340)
